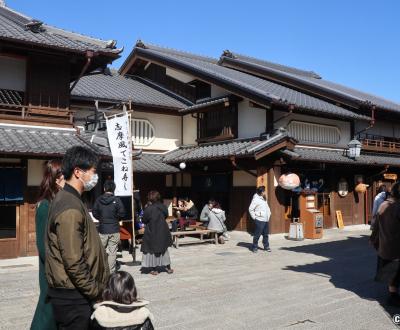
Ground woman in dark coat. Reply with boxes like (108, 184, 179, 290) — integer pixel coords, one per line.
(141, 191, 173, 275)
(370, 182, 400, 307)
(30, 160, 65, 330)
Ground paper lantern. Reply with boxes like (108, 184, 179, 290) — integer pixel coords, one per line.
(278, 173, 300, 190)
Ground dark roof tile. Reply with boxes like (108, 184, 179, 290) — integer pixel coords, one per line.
(291, 147, 400, 166)
(163, 132, 291, 163)
(0, 6, 120, 55)
(132, 43, 370, 121)
(72, 71, 186, 109)
(227, 53, 400, 113)
(0, 124, 98, 156)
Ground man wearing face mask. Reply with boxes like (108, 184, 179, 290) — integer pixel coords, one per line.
(45, 146, 109, 330)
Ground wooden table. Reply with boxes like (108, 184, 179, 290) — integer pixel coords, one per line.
(171, 229, 218, 248)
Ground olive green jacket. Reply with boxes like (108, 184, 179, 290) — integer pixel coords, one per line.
(45, 184, 109, 301)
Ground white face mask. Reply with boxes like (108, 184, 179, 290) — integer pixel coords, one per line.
(80, 171, 98, 191)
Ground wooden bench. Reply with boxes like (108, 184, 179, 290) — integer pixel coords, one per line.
(171, 229, 218, 248)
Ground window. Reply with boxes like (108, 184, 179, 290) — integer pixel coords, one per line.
(0, 55, 26, 92)
(131, 119, 155, 146)
(198, 104, 237, 141)
(287, 121, 340, 145)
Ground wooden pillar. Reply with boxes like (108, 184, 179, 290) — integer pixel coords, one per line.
(256, 167, 268, 190)
(267, 166, 286, 234)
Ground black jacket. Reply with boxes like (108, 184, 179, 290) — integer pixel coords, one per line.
(93, 193, 126, 234)
(141, 202, 172, 254)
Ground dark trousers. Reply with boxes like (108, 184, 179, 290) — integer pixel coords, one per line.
(51, 299, 92, 330)
(252, 220, 269, 250)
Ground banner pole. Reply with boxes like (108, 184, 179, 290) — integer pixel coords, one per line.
(125, 108, 138, 264)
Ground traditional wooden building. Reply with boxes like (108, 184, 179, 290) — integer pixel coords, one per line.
(115, 41, 400, 234)
(0, 3, 121, 258)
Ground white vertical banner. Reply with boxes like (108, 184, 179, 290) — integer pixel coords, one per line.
(106, 113, 133, 196)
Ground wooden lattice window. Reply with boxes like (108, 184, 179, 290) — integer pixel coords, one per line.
(287, 121, 340, 145)
(131, 119, 155, 146)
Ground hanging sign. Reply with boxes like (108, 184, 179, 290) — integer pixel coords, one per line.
(384, 173, 397, 181)
(106, 113, 132, 196)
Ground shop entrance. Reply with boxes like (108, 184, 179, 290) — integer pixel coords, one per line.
(0, 205, 19, 258)
(0, 167, 24, 258)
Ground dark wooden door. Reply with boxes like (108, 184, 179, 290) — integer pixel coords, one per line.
(229, 187, 254, 232)
(0, 205, 19, 259)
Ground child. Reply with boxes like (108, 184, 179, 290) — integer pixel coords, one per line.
(92, 271, 154, 330)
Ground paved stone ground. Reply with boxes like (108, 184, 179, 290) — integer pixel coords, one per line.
(0, 225, 398, 330)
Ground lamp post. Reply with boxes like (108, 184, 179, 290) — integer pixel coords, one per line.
(348, 139, 362, 159)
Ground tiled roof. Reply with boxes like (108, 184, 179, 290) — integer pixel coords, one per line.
(72, 71, 187, 109)
(288, 146, 400, 167)
(0, 89, 23, 105)
(0, 6, 120, 56)
(80, 131, 179, 173)
(179, 96, 230, 114)
(163, 132, 291, 163)
(0, 124, 179, 173)
(223, 52, 400, 113)
(102, 154, 179, 173)
(125, 42, 370, 121)
(222, 51, 321, 79)
(0, 124, 99, 156)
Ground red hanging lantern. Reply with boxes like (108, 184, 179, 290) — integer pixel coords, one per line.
(279, 173, 300, 190)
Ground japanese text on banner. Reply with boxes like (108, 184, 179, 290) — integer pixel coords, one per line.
(106, 114, 132, 196)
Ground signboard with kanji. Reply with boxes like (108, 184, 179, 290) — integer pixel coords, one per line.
(106, 114, 132, 196)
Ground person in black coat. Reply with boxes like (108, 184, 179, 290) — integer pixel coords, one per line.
(140, 191, 173, 275)
(93, 180, 125, 273)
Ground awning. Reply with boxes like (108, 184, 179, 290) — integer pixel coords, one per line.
(283, 146, 400, 167)
(163, 132, 296, 163)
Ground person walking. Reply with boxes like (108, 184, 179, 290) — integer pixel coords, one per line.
(45, 146, 109, 330)
(370, 182, 400, 307)
(140, 191, 173, 275)
(30, 160, 65, 330)
(248, 186, 271, 253)
(371, 185, 388, 229)
(93, 180, 126, 273)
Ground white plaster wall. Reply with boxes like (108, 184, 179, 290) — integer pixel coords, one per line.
(166, 68, 195, 83)
(28, 159, 44, 186)
(233, 170, 256, 187)
(0, 56, 26, 91)
(183, 115, 197, 145)
(238, 100, 267, 139)
(274, 110, 351, 147)
(132, 113, 180, 151)
(354, 120, 400, 138)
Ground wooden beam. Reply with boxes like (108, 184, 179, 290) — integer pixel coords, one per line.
(254, 141, 290, 160)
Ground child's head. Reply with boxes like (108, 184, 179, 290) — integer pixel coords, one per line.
(102, 271, 137, 304)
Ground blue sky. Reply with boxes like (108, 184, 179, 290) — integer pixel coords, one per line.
(7, 0, 400, 103)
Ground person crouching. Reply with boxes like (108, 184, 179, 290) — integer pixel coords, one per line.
(92, 271, 154, 330)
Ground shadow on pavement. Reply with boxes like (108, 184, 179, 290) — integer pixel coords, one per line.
(236, 242, 253, 251)
(280, 235, 400, 322)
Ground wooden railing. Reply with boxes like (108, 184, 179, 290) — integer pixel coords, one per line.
(0, 103, 74, 125)
(361, 139, 400, 153)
